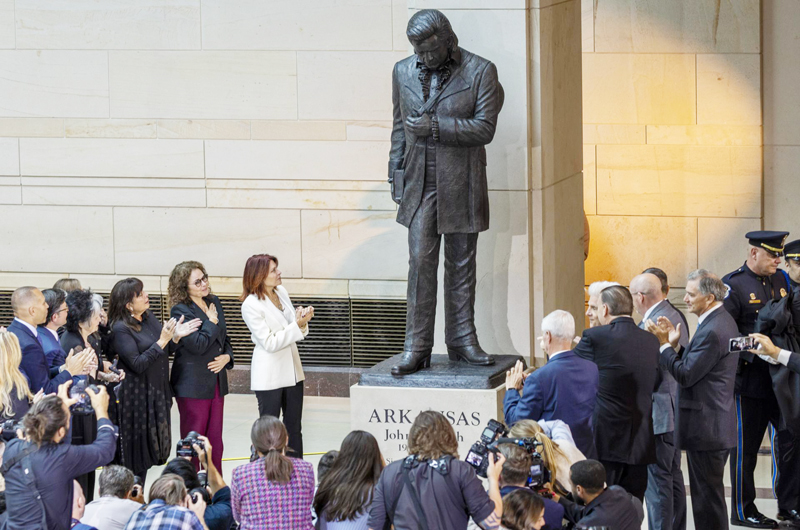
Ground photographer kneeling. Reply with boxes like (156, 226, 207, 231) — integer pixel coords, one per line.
(497, 444, 562, 530)
(1, 381, 117, 530)
(368, 410, 505, 530)
(162, 434, 232, 530)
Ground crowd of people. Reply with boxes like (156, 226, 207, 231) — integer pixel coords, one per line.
(2, 231, 800, 530)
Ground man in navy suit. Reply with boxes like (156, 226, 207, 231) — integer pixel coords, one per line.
(631, 272, 688, 530)
(504, 310, 599, 459)
(39, 288, 70, 368)
(7, 286, 92, 394)
(573, 285, 661, 502)
(647, 269, 739, 530)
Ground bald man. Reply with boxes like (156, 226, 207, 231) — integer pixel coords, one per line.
(8, 286, 91, 394)
(630, 273, 689, 530)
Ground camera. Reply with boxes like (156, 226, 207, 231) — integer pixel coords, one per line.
(2, 419, 23, 441)
(69, 379, 100, 415)
(465, 419, 508, 478)
(498, 437, 550, 490)
(730, 336, 757, 352)
(176, 430, 204, 458)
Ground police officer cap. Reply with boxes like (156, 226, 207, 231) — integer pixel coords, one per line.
(746, 230, 789, 256)
(785, 239, 800, 261)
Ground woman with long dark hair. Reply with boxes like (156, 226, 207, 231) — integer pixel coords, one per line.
(108, 278, 200, 483)
(231, 415, 315, 529)
(240, 254, 313, 458)
(313, 430, 384, 529)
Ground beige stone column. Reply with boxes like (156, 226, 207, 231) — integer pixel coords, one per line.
(407, 0, 585, 365)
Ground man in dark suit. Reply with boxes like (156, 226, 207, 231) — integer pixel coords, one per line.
(557, 459, 644, 530)
(388, 9, 503, 375)
(573, 285, 660, 502)
(647, 269, 739, 530)
(631, 272, 688, 530)
(504, 310, 599, 458)
(8, 286, 92, 394)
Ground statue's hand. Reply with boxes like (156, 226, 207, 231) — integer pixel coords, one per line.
(405, 114, 432, 137)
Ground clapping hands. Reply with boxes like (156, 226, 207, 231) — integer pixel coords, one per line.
(644, 316, 681, 349)
(296, 306, 314, 328)
(505, 359, 526, 391)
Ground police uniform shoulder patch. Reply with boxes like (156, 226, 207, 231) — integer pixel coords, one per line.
(724, 283, 732, 299)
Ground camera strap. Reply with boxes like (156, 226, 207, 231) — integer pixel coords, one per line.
(401, 465, 430, 530)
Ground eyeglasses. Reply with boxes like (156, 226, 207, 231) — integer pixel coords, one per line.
(192, 274, 209, 288)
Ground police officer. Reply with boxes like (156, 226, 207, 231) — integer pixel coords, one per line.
(723, 231, 800, 528)
(783, 239, 800, 290)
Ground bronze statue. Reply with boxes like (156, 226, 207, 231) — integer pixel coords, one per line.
(389, 9, 504, 375)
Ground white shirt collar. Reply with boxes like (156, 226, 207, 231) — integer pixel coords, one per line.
(642, 299, 666, 323)
(547, 349, 570, 360)
(13, 317, 37, 337)
(698, 302, 722, 325)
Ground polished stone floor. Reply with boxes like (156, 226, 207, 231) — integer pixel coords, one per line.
(134, 394, 780, 530)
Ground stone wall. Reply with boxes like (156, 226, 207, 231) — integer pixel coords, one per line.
(582, 0, 763, 291)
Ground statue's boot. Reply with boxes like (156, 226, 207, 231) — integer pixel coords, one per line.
(447, 344, 494, 366)
(391, 350, 432, 376)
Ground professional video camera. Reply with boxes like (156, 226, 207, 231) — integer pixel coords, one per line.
(1, 418, 23, 441)
(69, 379, 100, 415)
(176, 430, 205, 458)
(464, 419, 507, 478)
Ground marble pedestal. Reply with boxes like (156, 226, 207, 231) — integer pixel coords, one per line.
(350, 354, 524, 462)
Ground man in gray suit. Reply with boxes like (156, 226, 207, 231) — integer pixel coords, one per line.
(631, 273, 687, 530)
(647, 269, 740, 530)
(388, 9, 504, 375)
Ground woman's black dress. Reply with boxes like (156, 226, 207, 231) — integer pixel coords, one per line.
(60, 330, 104, 501)
(110, 310, 173, 477)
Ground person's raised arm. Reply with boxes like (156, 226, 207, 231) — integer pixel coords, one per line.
(241, 299, 305, 354)
(61, 385, 117, 478)
(112, 323, 168, 375)
(170, 304, 220, 355)
(477, 452, 505, 530)
(194, 435, 225, 495)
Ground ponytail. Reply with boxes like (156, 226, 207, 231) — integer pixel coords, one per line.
(251, 415, 294, 484)
(23, 396, 68, 446)
(263, 448, 294, 484)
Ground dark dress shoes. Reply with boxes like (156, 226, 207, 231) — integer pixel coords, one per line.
(446, 344, 495, 366)
(777, 509, 800, 527)
(391, 350, 432, 376)
(731, 512, 779, 528)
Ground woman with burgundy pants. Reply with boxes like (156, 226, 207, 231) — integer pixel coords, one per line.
(168, 260, 234, 472)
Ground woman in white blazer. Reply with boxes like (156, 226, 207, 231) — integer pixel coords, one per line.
(241, 253, 314, 458)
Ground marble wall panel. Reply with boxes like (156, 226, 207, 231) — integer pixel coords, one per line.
(0, 185, 21, 205)
(393, 0, 409, 51)
(297, 51, 406, 121)
(646, 125, 762, 146)
(596, 145, 761, 218)
(594, 0, 759, 53)
(763, 0, 800, 146)
(301, 210, 408, 280)
(765, 146, 800, 237)
(0, 272, 66, 290)
(349, 280, 407, 299)
(15, 0, 201, 50)
(22, 176, 204, 189)
(207, 179, 385, 191)
(0, 51, 109, 118)
(585, 215, 698, 286)
(113, 208, 302, 277)
(20, 138, 204, 178)
(0, 0, 14, 48)
(23, 186, 206, 208)
(583, 144, 596, 215)
(0, 138, 19, 176)
(697, 54, 761, 126)
(204, 140, 389, 181)
(0, 206, 114, 273)
(582, 53, 695, 125)
(408, 0, 523, 8)
(109, 51, 297, 119)
(439, 8, 528, 190)
(157, 120, 250, 140)
(581, 0, 594, 52)
(68, 274, 161, 293)
(251, 121, 346, 141)
(65, 119, 157, 138)
(0, 119, 64, 138)
(698, 217, 760, 278)
(201, 0, 392, 51)
(346, 122, 393, 142)
(583, 124, 645, 145)
(207, 188, 395, 211)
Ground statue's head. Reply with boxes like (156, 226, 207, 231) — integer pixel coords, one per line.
(406, 9, 459, 70)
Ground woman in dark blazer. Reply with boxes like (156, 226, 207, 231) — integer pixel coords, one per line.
(168, 261, 234, 472)
(109, 278, 200, 483)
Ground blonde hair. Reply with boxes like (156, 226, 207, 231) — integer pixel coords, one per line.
(508, 420, 568, 492)
(0, 332, 33, 418)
